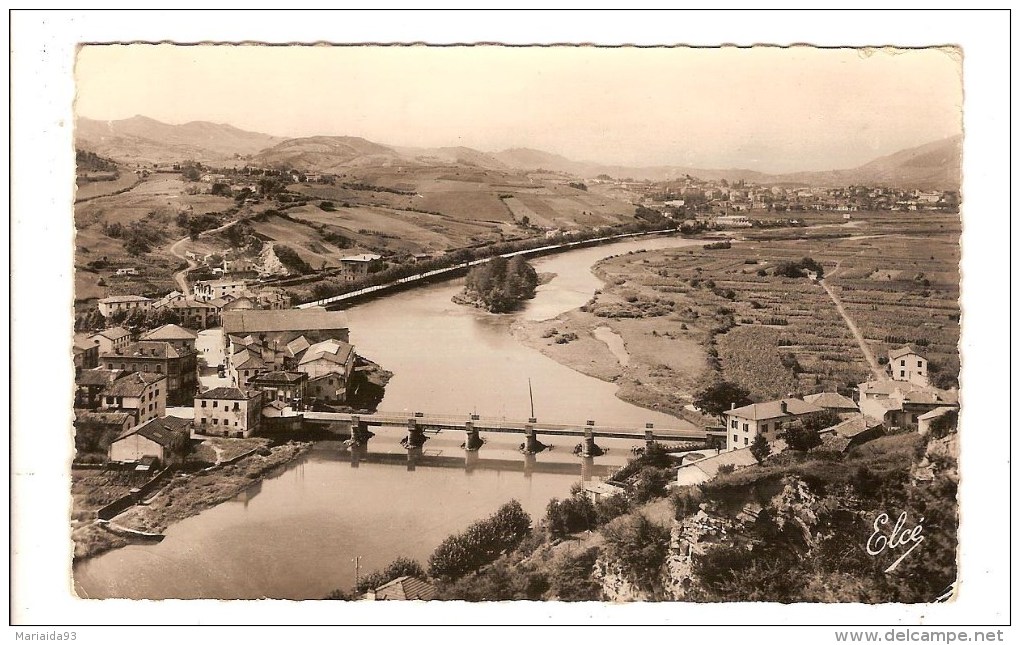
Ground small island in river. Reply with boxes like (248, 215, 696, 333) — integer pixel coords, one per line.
(452, 256, 542, 313)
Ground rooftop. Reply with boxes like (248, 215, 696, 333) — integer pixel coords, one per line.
(726, 398, 824, 421)
(370, 576, 438, 601)
(102, 371, 166, 397)
(73, 410, 133, 426)
(251, 371, 308, 384)
(298, 339, 355, 367)
(141, 324, 198, 341)
(76, 368, 127, 387)
(114, 415, 193, 447)
(803, 391, 859, 410)
(222, 309, 350, 335)
(888, 346, 924, 360)
(101, 341, 190, 360)
(99, 295, 151, 304)
(197, 386, 260, 401)
(92, 326, 131, 341)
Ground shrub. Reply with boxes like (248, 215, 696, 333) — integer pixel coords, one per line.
(428, 500, 531, 581)
(601, 513, 671, 594)
(750, 434, 772, 463)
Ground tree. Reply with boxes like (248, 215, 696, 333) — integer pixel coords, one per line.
(782, 423, 823, 452)
(750, 434, 772, 464)
(601, 513, 671, 595)
(355, 556, 427, 594)
(694, 381, 753, 422)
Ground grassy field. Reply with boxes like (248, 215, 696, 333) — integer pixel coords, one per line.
(75, 173, 140, 202)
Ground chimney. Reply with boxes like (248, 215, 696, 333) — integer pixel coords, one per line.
(730, 402, 736, 410)
(780, 400, 788, 414)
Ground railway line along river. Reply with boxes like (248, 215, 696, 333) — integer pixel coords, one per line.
(73, 234, 706, 600)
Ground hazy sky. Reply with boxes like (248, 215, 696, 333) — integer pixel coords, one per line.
(75, 44, 962, 173)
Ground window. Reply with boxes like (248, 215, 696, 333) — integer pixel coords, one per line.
(201, 400, 207, 407)
(143, 364, 150, 372)
(233, 402, 240, 411)
(148, 404, 153, 411)
(900, 371, 905, 378)
(156, 365, 163, 374)
(733, 434, 738, 443)
(900, 360, 905, 366)
(105, 396, 114, 404)
(213, 401, 218, 408)
(213, 418, 218, 425)
(201, 418, 207, 424)
(730, 419, 738, 429)
(743, 423, 749, 432)
(744, 437, 749, 446)
(107, 363, 114, 369)
(918, 361, 923, 368)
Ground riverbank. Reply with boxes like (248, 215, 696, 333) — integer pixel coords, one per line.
(72, 441, 311, 563)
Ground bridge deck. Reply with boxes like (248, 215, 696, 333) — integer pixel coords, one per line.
(302, 410, 706, 441)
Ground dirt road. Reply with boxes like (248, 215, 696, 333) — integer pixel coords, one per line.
(818, 274, 887, 381)
(168, 219, 243, 293)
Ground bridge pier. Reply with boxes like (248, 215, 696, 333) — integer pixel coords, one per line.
(349, 440, 367, 468)
(580, 455, 594, 482)
(402, 417, 428, 449)
(350, 415, 375, 445)
(645, 425, 655, 449)
(464, 421, 483, 451)
(581, 427, 604, 457)
(522, 424, 547, 454)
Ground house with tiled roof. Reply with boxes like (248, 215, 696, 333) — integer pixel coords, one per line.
(299, 339, 356, 404)
(724, 398, 824, 451)
(675, 447, 761, 486)
(100, 340, 198, 404)
(141, 323, 199, 353)
(249, 371, 308, 405)
(364, 576, 438, 601)
(98, 295, 152, 319)
(221, 309, 349, 344)
(89, 326, 133, 354)
(99, 371, 167, 424)
(73, 334, 100, 371)
(856, 379, 958, 428)
(109, 415, 193, 467)
(194, 386, 264, 438)
(75, 368, 128, 409)
(814, 414, 884, 452)
(887, 346, 928, 385)
(73, 410, 135, 459)
(803, 391, 860, 413)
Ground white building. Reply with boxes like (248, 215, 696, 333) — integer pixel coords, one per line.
(724, 398, 824, 451)
(888, 346, 928, 385)
(194, 386, 264, 438)
(98, 295, 152, 318)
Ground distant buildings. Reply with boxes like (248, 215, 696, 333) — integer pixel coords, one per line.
(194, 278, 251, 302)
(140, 323, 198, 353)
(336, 253, 382, 284)
(856, 379, 958, 429)
(89, 326, 132, 354)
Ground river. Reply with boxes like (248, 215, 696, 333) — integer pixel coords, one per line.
(73, 234, 705, 600)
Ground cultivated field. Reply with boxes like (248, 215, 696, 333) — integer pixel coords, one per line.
(520, 212, 961, 414)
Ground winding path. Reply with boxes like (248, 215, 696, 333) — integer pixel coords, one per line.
(168, 218, 244, 293)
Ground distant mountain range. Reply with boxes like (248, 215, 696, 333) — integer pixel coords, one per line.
(75, 116, 961, 190)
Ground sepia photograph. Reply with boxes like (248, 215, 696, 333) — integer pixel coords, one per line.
(67, 42, 964, 603)
(8, 8, 1012, 633)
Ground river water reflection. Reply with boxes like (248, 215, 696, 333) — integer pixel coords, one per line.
(73, 234, 704, 599)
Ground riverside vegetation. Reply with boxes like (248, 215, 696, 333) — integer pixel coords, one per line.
(322, 414, 958, 602)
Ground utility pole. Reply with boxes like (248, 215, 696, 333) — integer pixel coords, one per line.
(353, 555, 361, 590)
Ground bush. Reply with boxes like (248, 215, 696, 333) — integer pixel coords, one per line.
(546, 494, 596, 538)
(601, 514, 671, 594)
(427, 500, 531, 581)
(750, 434, 772, 463)
(551, 547, 603, 601)
(273, 244, 313, 275)
(463, 256, 539, 313)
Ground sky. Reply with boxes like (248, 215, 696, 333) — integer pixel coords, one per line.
(74, 44, 963, 174)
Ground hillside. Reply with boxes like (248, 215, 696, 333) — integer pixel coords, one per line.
(75, 115, 285, 164)
(254, 136, 402, 171)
